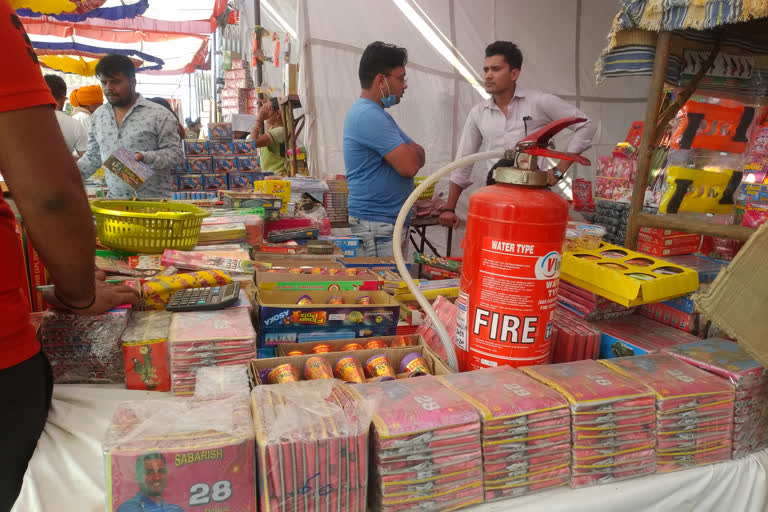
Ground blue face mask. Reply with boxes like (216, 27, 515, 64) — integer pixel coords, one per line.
(380, 80, 397, 108)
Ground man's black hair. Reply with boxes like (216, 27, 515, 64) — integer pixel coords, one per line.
(269, 97, 279, 111)
(358, 41, 408, 89)
(148, 97, 176, 117)
(43, 74, 67, 100)
(95, 53, 136, 79)
(485, 41, 523, 70)
(135, 453, 166, 480)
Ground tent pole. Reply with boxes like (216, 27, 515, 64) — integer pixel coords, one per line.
(625, 31, 671, 250)
(188, 73, 193, 119)
(212, 27, 218, 123)
(254, 0, 263, 91)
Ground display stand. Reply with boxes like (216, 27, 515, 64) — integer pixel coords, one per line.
(409, 216, 453, 275)
(621, 28, 765, 248)
(279, 95, 305, 176)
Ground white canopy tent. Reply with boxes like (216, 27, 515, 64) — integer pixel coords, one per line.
(286, 0, 650, 255)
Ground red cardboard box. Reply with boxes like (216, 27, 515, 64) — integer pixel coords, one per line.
(636, 232, 702, 249)
(637, 240, 700, 257)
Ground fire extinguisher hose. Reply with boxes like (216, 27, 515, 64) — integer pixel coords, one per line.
(392, 150, 504, 372)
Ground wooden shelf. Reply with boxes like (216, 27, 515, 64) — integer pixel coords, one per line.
(636, 212, 756, 241)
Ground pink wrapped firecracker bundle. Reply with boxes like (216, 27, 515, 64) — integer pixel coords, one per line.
(103, 396, 255, 512)
(522, 359, 658, 487)
(438, 366, 571, 501)
(251, 380, 371, 512)
(168, 308, 256, 396)
(350, 376, 483, 512)
(665, 338, 768, 458)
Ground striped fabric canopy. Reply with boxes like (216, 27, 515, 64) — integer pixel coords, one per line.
(596, 0, 768, 94)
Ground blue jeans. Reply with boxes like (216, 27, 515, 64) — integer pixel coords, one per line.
(349, 216, 409, 258)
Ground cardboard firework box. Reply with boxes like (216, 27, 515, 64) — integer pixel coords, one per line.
(15, 216, 49, 312)
(103, 396, 256, 512)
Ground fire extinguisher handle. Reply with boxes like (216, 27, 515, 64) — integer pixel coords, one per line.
(523, 146, 591, 166)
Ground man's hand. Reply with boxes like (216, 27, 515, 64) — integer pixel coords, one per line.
(547, 168, 559, 186)
(44, 279, 142, 316)
(438, 210, 460, 229)
(133, 152, 145, 162)
(257, 102, 272, 122)
(409, 142, 426, 168)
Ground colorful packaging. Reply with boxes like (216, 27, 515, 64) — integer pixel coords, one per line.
(142, 270, 232, 309)
(212, 157, 238, 173)
(39, 309, 130, 384)
(399, 353, 429, 374)
(120, 311, 173, 392)
(252, 381, 371, 512)
(254, 179, 291, 212)
(335, 356, 366, 383)
(161, 249, 255, 275)
(233, 140, 258, 155)
(390, 336, 414, 348)
(312, 343, 332, 354)
(267, 364, 300, 384)
(186, 157, 213, 173)
(102, 146, 155, 190)
(596, 315, 698, 359)
(365, 355, 396, 378)
(304, 356, 334, 380)
(350, 377, 483, 511)
(208, 141, 234, 156)
(168, 308, 256, 395)
(103, 396, 255, 512)
(228, 172, 258, 190)
(742, 202, 768, 228)
(208, 122, 234, 140)
(235, 156, 261, 171)
(522, 360, 657, 486)
(202, 173, 228, 191)
(183, 140, 208, 156)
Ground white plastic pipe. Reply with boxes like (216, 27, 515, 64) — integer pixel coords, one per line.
(392, 151, 504, 371)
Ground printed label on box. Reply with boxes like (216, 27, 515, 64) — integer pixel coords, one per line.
(103, 147, 155, 190)
(107, 441, 255, 512)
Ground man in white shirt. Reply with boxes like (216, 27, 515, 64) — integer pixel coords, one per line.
(43, 75, 87, 158)
(439, 41, 596, 228)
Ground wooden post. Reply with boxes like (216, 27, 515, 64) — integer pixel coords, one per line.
(636, 212, 755, 241)
(625, 31, 671, 250)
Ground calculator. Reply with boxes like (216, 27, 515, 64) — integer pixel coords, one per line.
(165, 282, 241, 312)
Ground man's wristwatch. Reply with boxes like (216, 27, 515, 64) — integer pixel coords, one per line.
(552, 168, 564, 181)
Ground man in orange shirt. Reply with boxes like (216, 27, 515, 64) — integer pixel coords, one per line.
(0, 3, 140, 508)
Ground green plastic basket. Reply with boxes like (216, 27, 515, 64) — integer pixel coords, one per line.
(90, 200, 210, 253)
(414, 177, 436, 200)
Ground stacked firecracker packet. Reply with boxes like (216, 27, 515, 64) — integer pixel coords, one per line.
(439, 367, 571, 502)
(550, 306, 602, 363)
(251, 380, 371, 512)
(523, 360, 657, 487)
(168, 307, 256, 395)
(351, 376, 483, 512)
(39, 308, 130, 384)
(665, 338, 768, 458)
(600, 355, 735, 472)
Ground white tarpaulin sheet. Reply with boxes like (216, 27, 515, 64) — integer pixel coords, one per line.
(11, 384, 768, 511)
(294, 0, 650, 255)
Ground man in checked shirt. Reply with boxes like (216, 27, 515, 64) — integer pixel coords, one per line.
(78, 54, 183, 198)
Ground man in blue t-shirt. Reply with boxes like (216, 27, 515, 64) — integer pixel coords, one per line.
(343, 41, 425, 257)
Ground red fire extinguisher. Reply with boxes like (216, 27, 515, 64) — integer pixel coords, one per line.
(455, 118, 591, 371)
